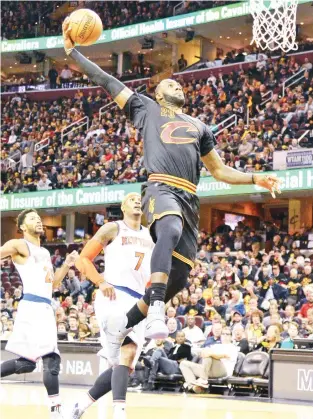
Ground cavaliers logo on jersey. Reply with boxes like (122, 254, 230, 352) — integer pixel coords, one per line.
(160, 121, 198, 145)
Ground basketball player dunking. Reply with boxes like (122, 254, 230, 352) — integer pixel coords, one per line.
(71, 193, 154, 419)
(0, 209, 78, 419)
(62, 20, 281, 350)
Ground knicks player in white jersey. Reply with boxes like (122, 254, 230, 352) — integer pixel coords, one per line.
(0, 209, 78, 419)
(71, 192, 154, 419)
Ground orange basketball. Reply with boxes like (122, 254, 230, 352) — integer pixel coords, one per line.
(68, 9, 103, 46)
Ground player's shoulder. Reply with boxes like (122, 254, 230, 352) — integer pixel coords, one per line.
(184, 113, 208, 131)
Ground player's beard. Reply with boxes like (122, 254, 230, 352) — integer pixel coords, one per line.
(163, 92, 185, 108)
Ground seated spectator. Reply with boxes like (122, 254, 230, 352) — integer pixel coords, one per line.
(182, 315, 205, 347)
(246, 310, 265, 348)
(65, 268, 81, 302)
(166, 306, 182, 331)
(67, 316, 79, 341)
(299, 285, 313, 318)
(180, 327, 238, 393)
(203, 322, 222, 347)
(143, 331, 192, 391)
(281, 321, 300, 348)
(184, 293, 205, 316)
(232, 324, 250, 354)
(255, 324, 281, 352)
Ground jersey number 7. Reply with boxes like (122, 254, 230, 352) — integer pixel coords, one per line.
(134, 252, 145, 271)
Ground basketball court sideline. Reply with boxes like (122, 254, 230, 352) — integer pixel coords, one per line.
(1, 382, 313, 419)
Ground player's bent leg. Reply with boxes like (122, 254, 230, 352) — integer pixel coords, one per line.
(112, 341, 137, 419)
(42, 353, 63, 419)
(143, 215, 183, 339)
(0, 357, 36, 377)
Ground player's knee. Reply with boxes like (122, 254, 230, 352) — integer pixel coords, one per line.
(15, 358, 36, 374)
(120, 343, 137, 367)
(43, 353, 61, 376)
(155, 215, 183, 245)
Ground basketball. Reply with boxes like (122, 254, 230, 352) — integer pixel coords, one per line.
(68, 9, 103, 46)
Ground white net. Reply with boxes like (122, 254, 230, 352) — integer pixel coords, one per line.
(250, 0, 299, 52)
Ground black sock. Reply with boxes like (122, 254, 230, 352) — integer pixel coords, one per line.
(0, 359, 17, 377)
(112, 365, 129, 402)
(89, 367, 113, 401)
(126, 304, 146, 329)
(150, 283, 167, 305)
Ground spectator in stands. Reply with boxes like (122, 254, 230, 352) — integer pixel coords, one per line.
(180, 326, 238, 393)
(182, 315, 205, 346)
(37, 173, 52, 191)
(64, 268, 81, 302)
(143, 331, 192, 391)
(299, 286, 313, 318)
(67, 316, 79, 341)
(256, 324, 281, 352)
(48, 64, 59, 89)
(178, 54, 188, 71)
(60, 64, 72, 86)
(203, 322, 222, 347)
(232, 324, 250, 354)
(184, 293, 205, 316)
(246, 310, 265, 348)
(281, 321, 300, 348)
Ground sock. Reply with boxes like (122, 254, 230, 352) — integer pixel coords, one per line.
(113, 402, 126, 412)
(112, 365, 129, 403)
(76, 392, 95, 412)
(89, 367, 113, 401)
(126, 304, 146, 329)
(49, 395, 62, 411)
(149, 283, 167, 305)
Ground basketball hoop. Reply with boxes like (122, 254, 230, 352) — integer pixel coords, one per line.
(250, 0, 299, 52)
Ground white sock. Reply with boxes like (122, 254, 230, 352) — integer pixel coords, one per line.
(113, 401, 126, 412)
(49, 395, 62, 410)
(77, 392, 95, 411)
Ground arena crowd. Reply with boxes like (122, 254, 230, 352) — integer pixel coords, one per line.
(1, 51, 313, 194)
(1, 1, 234, 40)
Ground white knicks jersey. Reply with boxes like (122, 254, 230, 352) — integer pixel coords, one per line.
(13, 239, 54, 300)
(104, 221, 154, 295)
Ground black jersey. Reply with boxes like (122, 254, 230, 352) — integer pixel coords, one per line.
(124, 94, 216, 186)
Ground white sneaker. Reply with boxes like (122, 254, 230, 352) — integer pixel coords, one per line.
(104, 312, 133, 365)
(68, 403, 84, 419)
(144, 301, 168, 339)
(50, 405, 64, 419)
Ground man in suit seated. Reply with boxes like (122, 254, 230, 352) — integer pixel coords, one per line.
(143, 331, 192, 390)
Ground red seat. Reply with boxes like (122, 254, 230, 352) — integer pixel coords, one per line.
(176, 315, 186, 328)
(194, 316, 204, 330)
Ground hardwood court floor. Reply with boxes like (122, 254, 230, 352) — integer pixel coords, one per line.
(1, 382, 313, 419)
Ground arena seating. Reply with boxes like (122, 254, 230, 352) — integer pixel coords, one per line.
(1, 51, 312, 195)
(1, 1, 236, 40)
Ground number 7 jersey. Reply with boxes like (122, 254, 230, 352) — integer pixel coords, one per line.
(103, 221, 154, 295)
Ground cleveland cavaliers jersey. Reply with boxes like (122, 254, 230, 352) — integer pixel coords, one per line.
(13, 239, 54, 300)
(104, 221, 154, 295)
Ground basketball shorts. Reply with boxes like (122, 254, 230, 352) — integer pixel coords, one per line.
(6, 297, 59, 362)
(141, 179, 199, 270)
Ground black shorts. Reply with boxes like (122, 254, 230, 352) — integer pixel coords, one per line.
(141, 181, 199, 269)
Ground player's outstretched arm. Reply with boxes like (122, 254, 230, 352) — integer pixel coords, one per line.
(202, 149, 282, 199)
(62, 18, 133, 109)
(75, 222, 118, 299)
(53, 250, 79, 289)
(0, 239, 23, 260)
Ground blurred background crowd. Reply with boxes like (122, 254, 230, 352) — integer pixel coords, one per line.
(1, 52, 313, 194)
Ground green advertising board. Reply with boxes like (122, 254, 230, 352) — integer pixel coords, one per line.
(1, 1, 310, 53)
(1, 168, 313, 213)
